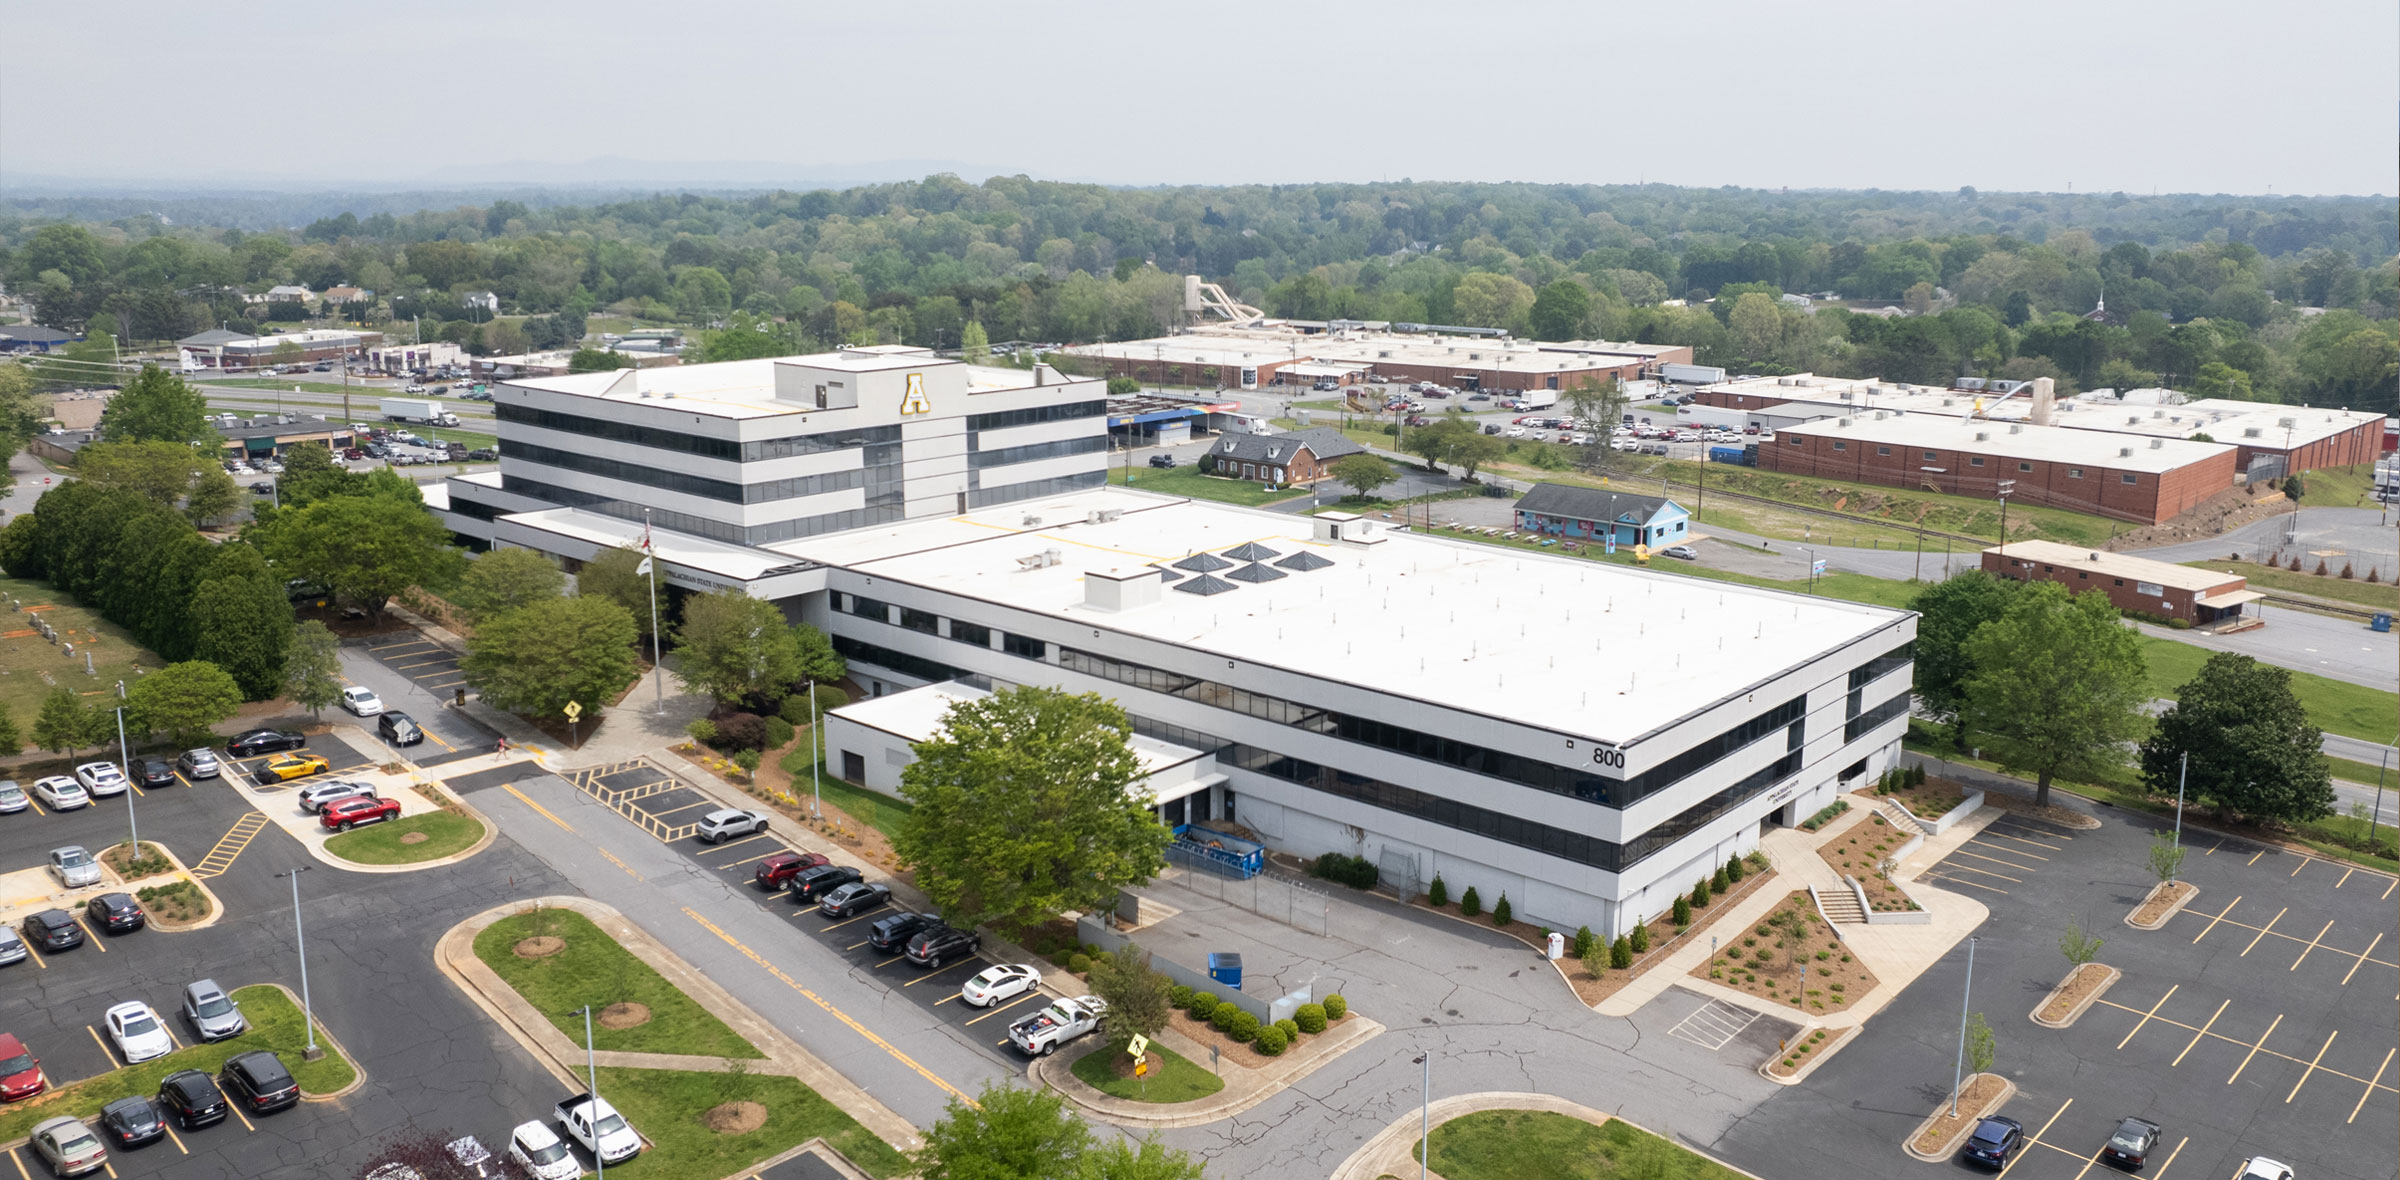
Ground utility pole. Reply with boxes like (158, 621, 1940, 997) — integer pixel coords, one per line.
(1994, 480, 2016, 556)
(569, 1005, 605, 1180)
(810, 680, 823, 819)
(1410, 1053, 1430, 1180)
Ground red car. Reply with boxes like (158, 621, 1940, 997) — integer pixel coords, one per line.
(319, 795, 402, 832)
(753, 851, 829, 890)
(0, 1034, 45, 1102)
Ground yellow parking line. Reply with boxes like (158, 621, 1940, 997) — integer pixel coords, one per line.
(1925, 872, 2007, 895)
(422, 730, 455, 752)
(2246, 849, 2266, 866)
(231, 1105, 254, 1131)
(962, 991, 1046, 1026)
(162, 1124, 188, 1153)
(77, 918, 106, 952)
(1995, 1098, 2071, 1180)
(1941, 861, 2024, 883)
(86, 1024, 115, 1063)
(873, 953, 909, 968)
(2116, 984, 2178, 1049)
(2204, 838, 2222, 855)
(846, 939, 874, 950)
(2149, 1136, 2186, 1180)
(2191, 896, 2242, 943)
(651, 801, 714, 820)
(392, 657, 450, 670)
(1949, 848, 2037, 874)
(2289, 920, 2335, 971)
(724, 851, 784, 868)
(2344, 931, 2385, 986)
(126, 782, 144, 798)
(2063, 1148, 2101, 1180)
(2353, 1048, 2395, 1123)
(8, 1145, 28, 1180)
(819, 910, 886, 931)
(2285, 1031, 2338, 1102)
(26, 800, 42, 816)
(2384, 877, 2397, 901)
(1970, 838, 2050, 860)
(705, 833, 775, 857)
(2337, 867, 2354, 888)
(2226, 1013, 2281, 1084)
(500, 782, 575, 833)
(2172, 1000, 2229, 1066)
(2238, 907, 2287, 956)
(906, 962, 978, 986)
(2290, 856, 2312, 878)
(1980, 831, 2061, 853)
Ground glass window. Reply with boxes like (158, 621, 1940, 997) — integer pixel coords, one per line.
(1001, 632, 1047, 660)
(2121, 473, 2138, 484)
(1875, 446, 1890, 456)
(2018, 462, 2033, 472)
(898, 608, 940, 635)
(1968, 456, 1985, 467)
(949, 620, 992, 648)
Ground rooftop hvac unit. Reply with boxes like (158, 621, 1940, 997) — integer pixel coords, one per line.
(1084, 508, 1123, 525)
(1838, 417, 1853, 427)
(2243, 427, 2262, 438)
(2154, 409, 2165, 418)
(1839, 390, 1855, 400)
(2008, 424, 2023, 434)
(1022, 514, 1043, 526)
(1378, 351, 1391, 358)
(1941, 397, 1955, 407)
(1468, 353, 1481, 361)
(2278, 417, 2296, 428)
(2119, 447, 2134, 457)
(1975, 431, 1990, 442)
(2150, 439, 2164, 449)
(1014, 549, 1063, 571)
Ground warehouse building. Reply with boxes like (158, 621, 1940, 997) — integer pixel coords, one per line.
(1981, 541, 2260, 630)
(1063, 328, 1692, 393)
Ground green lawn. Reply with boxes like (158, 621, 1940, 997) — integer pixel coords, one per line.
(2134, 636, 2395, 744)
(2181, 560, 2397, 610)
(0, 985, 355, 1144)
(1427, 523, 1925, 608)
(0, 574, 162, 729)
(472, 910, 762, 1059)
(1418, 1112, 1745, 1180)
(1650, 458, 2125, 546)
(780, 739, 915, 842)
(1107, 464, 1307, 508)
(595, 1067, 907, 1178)
(1069, 1043, 1225, 1103)
(2325, 754, 2393, 785)
(2294, 462, 2380, 508)
(324, 809, 485, 864)
(203, 377, 375, 397)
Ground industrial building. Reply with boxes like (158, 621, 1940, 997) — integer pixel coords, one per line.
(430, 349, 1914, 939)
(1062, 327, 1692, 393)
(1981, 541, 2260, 630)
(215, 329, 380, 370)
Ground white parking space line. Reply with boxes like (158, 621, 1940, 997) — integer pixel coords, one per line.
(1667, 998, 1759, 1050)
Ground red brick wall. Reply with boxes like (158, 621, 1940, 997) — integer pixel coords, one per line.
(1688, 389, 1794, 410)
(1759, 432, 2238, 525)
(2232, 419, 2384, 474)
(1981, 552, 2243, 621)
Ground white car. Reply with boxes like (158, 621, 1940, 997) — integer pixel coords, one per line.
(104, 1002, 172, 1064)
(960, 963, 1042, 1008)
(2234, 1159, 2294, 1180)
(340, 686, 385, 716)
(507, 1120, 581, 1180)
(49, 845, 100, 888)
(73, 763, 127, 798)
(31, 777, 89, 810)
(1504, 426, 1526, 437)
(695, 809, 770, 844)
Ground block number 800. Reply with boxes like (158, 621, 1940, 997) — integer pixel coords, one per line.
(1589, 746, 1624, 769)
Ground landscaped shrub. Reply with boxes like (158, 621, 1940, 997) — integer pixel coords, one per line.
(684, 718, 718, 744)
(1712, 866, 1731, 892)
(1629, 923, 1650, 953)
(1210, 1003, 1240, 1033)
(762, 715, 796, 749)
(1610, 936, 1633, 969)
(1460, 886, 1483, 918)
(1492, 893, 1513, 927)
(1254, 1026, 1288, 1055)
(1309, 853, 1379, 890)
(731, 748, 761, 774)
(1427, 874, 1448, 907)
(1273, 1018, 1299, 1041)
(712, 711, 768, 752)
(1189, 992, 1218, 1019)
(778, 696, 814, 725)
(1295, 1004, 1327, 1034)
(1573, 925, 1597, 960)
(1322, 993, 1347, 1020)
(1229, 1011, 1261, 1042)
(1747, 850, 1769, 871)
(1051, 949, 1075, 968)
(1692, 877, 1711, 906)
(1672, 896, 1691, 926)
(1169, 985, 1194, 1009)
(1069, 953, 1092, 974)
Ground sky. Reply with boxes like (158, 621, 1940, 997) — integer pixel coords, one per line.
(6, 0, 2394, 196)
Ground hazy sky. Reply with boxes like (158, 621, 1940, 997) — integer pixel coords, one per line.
(7, 0, 2393, 195)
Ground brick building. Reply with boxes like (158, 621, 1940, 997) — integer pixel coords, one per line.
(1982, 541, 2260, 628)
(1203, 427, 1364, 486)
(1762, 412, 2237, 525)
(1065, 329, 1691, 393)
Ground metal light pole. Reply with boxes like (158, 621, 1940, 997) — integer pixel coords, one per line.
(1995, 480, 2017, 555)
(1410, 1053, 1430, 1180)
(642, 510, 663, 715)
(275, 867, 322, 1060)
(2371, 738, 2394, 848)
(1950, 936, 1978, 1115)
(570, 1005, 605, 1180)
(113, 681, 136, 854)
(2171, 751, 2188, 881)
(809, 681, 822, 819)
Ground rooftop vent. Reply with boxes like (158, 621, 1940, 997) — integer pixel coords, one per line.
(1220, 541, 1282, 562)
(1173, 552, 1233, 573)
(1275, 551, 1335, 572)
(1224, 561, 1286, 583)
(2008, 424, 2023, 434)
(1975, 431, 1990, 442)
(1014, 549, 1063, 571)
(2149, 439, 2164, 449)
(1022, 514, 1043, 526)
(1084, 508, 1123, 525)
(2242, 427, 2262, 438)
(2119, 446, 2134, 457)
(1173, 573, 1238, 597)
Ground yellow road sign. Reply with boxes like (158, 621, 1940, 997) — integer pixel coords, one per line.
(1134, 1060, 1149, 1077)
(1126, 1034, 1150, 1060)
(563, 701, 583, 722)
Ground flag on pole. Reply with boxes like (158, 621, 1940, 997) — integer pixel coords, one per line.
(640, 521, 653, 552)
(634, 557, 652, 577)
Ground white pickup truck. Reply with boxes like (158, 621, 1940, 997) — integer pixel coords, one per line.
(553, 1092, 640, 1165)
(1008, 996, 1107, 1056)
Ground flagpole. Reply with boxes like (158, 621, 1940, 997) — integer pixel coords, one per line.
(810, 680, 822, 819)
(643, 511, 664, 715)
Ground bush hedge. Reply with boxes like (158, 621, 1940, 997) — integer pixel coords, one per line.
(1460, 886, 1483, 918)
(778, 696, 814, 725)
(1225, 1010, 1260, 1043)
(1672, 896, 1691, 926)
(1610, 936, 1633, 969)
(1323, 993, 1347, 1020)
(1573, 925, 1597, 960)
(1168, 985, 1193, 1009)
(1254, 1026, 1288, 1055)
(1492, 893, 1512, 927)
(1189, 992, 1218, 1020)
(1629, 923, 1650, 953)
(712, 711, 769, 752)
(1725, 854, 1745, 883)
(1069, 953, 1091, 974)
(1273, 1018, 1299, 1041)
(1427, 874, 1448, 907)
(762, 715, 796, 749)
(1309, 852, 1379, 890)
(1295, 1003, 1327, 1034)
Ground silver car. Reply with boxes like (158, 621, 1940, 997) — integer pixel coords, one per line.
(176, 749, 222, 780)
(181, 979, 248, 1042)
(49, 846, 100, 889)
(695, 809, 770, 844)
(296, 780, 378, 815)
(0, 925, 25, 966)
(0, 781, 25, 814)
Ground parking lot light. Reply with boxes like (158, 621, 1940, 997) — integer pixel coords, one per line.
(2172, 751, 2188, 882)
(275, 867, 322, 1060)
(1950, 935, 1978, 1116)
(113, 681, 136, 855)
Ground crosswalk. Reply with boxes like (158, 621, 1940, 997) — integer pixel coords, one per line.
(191, 813, 271, 878)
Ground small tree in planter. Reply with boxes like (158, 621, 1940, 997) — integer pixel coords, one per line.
(1581, 942, 1608, 981)
(1492, 893, 1512, 927)
(1966, 1012, 1995, 1075)
(1460, 886, 1483, 918)
(2148, 830, 2185, 887)
(1573, 925, 1597, 960)
(1629, 922, 1650, 954)
(1672, 895, 1692, 926)
(2060, 920, 2104, 967)
(1427, 874, 1448, 908)
(1610, 935, 1633, 969)
(1712, 865, 1731, 892)
(1691, 876, 1711, 906)
(1725, 854, 1745, 883)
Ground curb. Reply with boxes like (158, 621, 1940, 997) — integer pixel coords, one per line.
(316, 780, 499, 874)
(259, 981, 370, 1102)
(1328, 1092, 1769, 1180)
(2030, 963, 2120, 1029)
(123, 842, 227, 933)
(1901, 1074, 2017, 1162)
(1030, 1014, 1385, 1129)
(2124, 881, 2198, 930)
(1755, 1023, 1853, 1087)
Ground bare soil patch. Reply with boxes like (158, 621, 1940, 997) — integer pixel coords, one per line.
(135, 879, 212, 928)
(599, 1001, 652, 1030)
(1871, 777, 1967, 821)
(100, 841, 173, 881)
(398, 831, 430, 845)
(704, 1100, 767, 1134)
(1766, 1025, 1853, 1078)
(513, 936, 565, 959)
(2035, 962, 2117, 1026)
(1817, 812, 1920, 913)
(1693, 890, 1880, 1014)
(2131, 880, 2197, 928)
(1911, 1073, 2012, 1157)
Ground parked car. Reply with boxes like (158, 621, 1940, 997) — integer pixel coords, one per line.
(0, 927, 22, 967)
(321, 795, 403, 832)
(904, 924, 981, 968)
(788, 864, 862, 903)
(1008, 996, 1107, 1057)
(340, 686, 384, 716)
(134, 760, 175, 789)
(378, 712, 424, 746)
(49, 846, 100, 888)
(176, 749, 221, 780)
(260, 753, 332, 782)
(1659, 545, 1699, 561)
(155, 1069, 229, 1129)
(753, 851, 829, 890)
(28, 1116, 105, 1177)
(297, 781, 378, 815)
(868, 911, 938, 954)
(219, 1051, 300, 1115)
(97, 1095, 165, 1148)
(0, 1033, 45, 1101)
(1147, 453, 1177, 468)
(85, 893, 145, 934)
(0, 781, 26, 814)
(104, 1002, 172, 1064)
(227, 730, 306, 758)
(73, 763, 127, 798)
(22, 910, 83, 952)
(960, 964, 1042, 1008)
(31, 777, 89, 811)
(1958, 1116, 2025, 1167)
(506, 1120, 580, 1180)
(2100, 1117, 2162, 1169)
(2233, 1158, 2294, 1180)
(181, 980, 248, 1042)
(817, 881, 891, 919)
(695, 809, 770, 844)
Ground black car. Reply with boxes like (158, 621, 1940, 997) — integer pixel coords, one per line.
(219, 1051, 299, 1115)
(98, 1096, 165, 1148)
(2100, 1117, 2162, 1169)
(904, 924, 980, 968)
(227, 730, 307, 758)
(788, 864, 862, 903)
(377, 711, 423, 746)
(84, 893, 145, 934)
(135, 760, 176, 789)
(22, 910, 83, 952)
(817, 882, 891, 919)
(868, 911, 938, 954)
(1147, 453, 1177, 468)
(1959, 1116, 2025, 1168)
(156, 1070, 229, 1128)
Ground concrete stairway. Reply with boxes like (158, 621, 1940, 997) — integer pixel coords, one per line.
(1879, 798, 1928, 837)
(1815, 884, 1866, 924)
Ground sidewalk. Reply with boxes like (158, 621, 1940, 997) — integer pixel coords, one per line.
(1029, 1012, 1385, 1129)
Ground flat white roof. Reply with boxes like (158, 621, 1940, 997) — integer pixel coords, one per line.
(828, 681, 1205, 776)
(1986, 539, 2244, 594)
(1062, 330, 1654, 376)
(779, 488, 1909, 746)
(500, 352, 1077, 420)
(1709, 376, 2380, 452)
(503, 507, 816, 581)
(1777, 412, 2231, 473)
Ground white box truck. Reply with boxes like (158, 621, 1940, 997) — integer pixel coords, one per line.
(1517, 389, 1559, 410)
(379, 397, 460, 427)
(1659, 363, 1727, 385)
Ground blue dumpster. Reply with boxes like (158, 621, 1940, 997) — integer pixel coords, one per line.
(1207, 953, 1243, 989)
(2372, 612, 2392, 633)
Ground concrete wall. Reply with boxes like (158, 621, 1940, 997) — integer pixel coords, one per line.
(1075, 914, 1303, 1024)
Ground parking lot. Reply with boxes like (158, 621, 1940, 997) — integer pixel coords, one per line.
(352, 633, 502, 766)
(1915, 810, 2088, 897)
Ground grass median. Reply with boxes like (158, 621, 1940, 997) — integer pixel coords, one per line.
(0, 985, 354, 1144)
(471, 909, 761, 1059)
(596, 1066, 907, 1178)
(1107, 464, 1307, 507)
(1068, 1043, 1224, 1103)
(324, 809, 485, 864)
(1418, 1111, 1745, 1180)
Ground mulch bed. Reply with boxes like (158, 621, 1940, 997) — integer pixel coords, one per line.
(2131, 880, 2197, 927)
(1164, 1008, 1358, 1070)
(1693, 890, 1880, 1015)
(1817, 811, 1920, 912)
(1766, 1025, 1853, 1078)
(1872, 778, 1967, 820)
(1979, 789, 2101, 830)
(1912, 1073, 2010, 1156)
(2036, 962, 2114, 1025)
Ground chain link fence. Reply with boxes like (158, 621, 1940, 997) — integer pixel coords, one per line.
(1166, 865, 1331, 938)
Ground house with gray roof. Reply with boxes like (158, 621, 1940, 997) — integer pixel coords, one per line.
(1513, 481, 1690, 548)
(1203, 427, 1365, 487)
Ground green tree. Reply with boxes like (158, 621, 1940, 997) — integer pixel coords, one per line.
(1448, 429, 1503, 478)
(271, 339, 305, 369)
(184, 466, 242, 526)
(1398, 415, 1468, 471)
(31, 686, 91, 754)
(1961, 582, 2149, 807)
(566, 347, 635, 373)
(959, 319, 991, 366)
(2148, 830, 2186, 886)
(0, 705, 19, 758)
(1528, 279, 1595, 340)
(1965, 1012, 1995, 1075)
(911, 1083, 1090, 1180)
(2187, 361, 2259, 402)
(283, 619, 344, 718)
(274, 442, 361, 507)
(1450, 272, 1536, 332)
(453, 547, 566, 622)
(698, 312, 804, 362)
(673, 589, 803, 705)
(1908, 571, 2018, 746)
(1562, 377, 1630, 472)
(462, 596, 641, 719)
(1082, 1137, 1208, 1180)
(1728, 291, 1783, 360)
(794, 621, 845, 685)
(2059, 920, 2104, 966)
(895, 685, 1167, 935)
(1084, 939, 1173, 1054)
(1326, 453, 1393, 499)
(483, 320, 530, 357)
(0, 363, 46, 486)
(125, 660, 242, 747)
(190, 544, 294, 700)
(576, 546, 665, 640)
(2139, 652, 2333, 825)
(98, 365, 213, 445)
(73, 440, 208, 506)
(261, 493, 464, 618)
